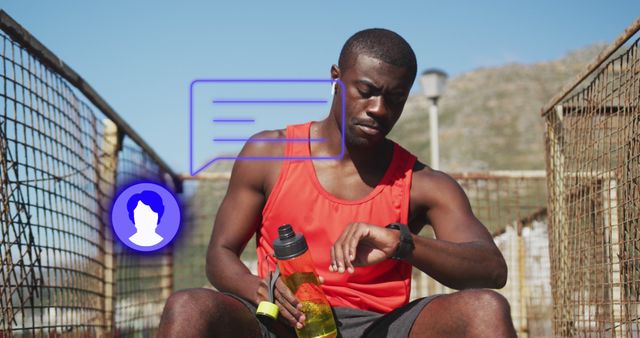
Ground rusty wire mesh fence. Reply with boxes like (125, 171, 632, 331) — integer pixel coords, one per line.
(0, 33, 104, 334)
(543, 19, 640, 337)
(412, 171, 551, 338)
(113, 141, 174, 337)
(0, 12, 179, 337)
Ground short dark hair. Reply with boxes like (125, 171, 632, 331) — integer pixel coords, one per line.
(338, 28, 417, 80)
(127, 190, 165, 224)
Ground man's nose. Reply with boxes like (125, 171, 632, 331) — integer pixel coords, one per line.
(366, 95, 387, 117)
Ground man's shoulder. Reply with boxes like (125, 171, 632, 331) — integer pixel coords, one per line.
(411, 161, 463, 206)
(239, 128, 287, 158)
(241, 120, 310, 157)
(228, 128, 287, 191)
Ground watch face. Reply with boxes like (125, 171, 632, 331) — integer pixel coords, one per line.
(386, 223, 402, 230)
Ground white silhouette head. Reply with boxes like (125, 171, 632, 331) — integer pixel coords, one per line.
(127, 190, 164, 247)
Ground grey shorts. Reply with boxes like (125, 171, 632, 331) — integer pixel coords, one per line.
(225, 293, 440, 338)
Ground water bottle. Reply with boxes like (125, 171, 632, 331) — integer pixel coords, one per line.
(274, 224, 337, 338)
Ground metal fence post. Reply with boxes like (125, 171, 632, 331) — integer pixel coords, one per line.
(547, 105, 573, 336)
(517, 222, 528, 338)
(162, 172, 175, 297)
(97, 119, 120, 336)
(603, 177, 623, 336)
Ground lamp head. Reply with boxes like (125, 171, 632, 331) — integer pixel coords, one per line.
(420, 68, 448, 100)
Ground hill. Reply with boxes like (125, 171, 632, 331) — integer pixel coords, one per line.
(389, 44, 605, 170)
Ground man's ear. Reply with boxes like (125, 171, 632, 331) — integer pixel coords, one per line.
(330, 64, 340, 79)
(330, 65, 341, 96)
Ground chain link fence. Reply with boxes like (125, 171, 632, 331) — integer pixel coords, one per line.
(0, 11, 179, 337)
(412, 171, 550, 338)
(543, 18, 640, 337)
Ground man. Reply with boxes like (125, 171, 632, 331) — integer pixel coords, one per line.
(159, 28, 517, 337)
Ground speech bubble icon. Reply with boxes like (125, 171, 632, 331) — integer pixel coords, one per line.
(189, 79, 346, 176)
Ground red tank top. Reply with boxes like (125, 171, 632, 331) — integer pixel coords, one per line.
(256, 121, 417, 313)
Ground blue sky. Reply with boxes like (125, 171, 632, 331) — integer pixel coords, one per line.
(2, 1, 639, 173)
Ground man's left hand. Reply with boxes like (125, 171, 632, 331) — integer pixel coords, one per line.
(329, 222, 400, 273)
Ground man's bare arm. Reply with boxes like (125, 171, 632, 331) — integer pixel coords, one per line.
(330, 166, 507, 290)
(205, 130, 307, 328)
(406, 168, 508, 290)
(205, 130, 277, 305)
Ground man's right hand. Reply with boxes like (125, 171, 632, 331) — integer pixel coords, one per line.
(257, 275, 305, 329)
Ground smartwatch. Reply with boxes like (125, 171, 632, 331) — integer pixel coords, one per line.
(385, 223, 415, 260)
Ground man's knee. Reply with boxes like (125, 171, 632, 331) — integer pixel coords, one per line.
(410, 289, 515, 338)
(165, 289, 196, 309)
(165, 288, 216, 312)
(457, 289, 514, 334)
(454, 289, 511, 322)
(162, 288, 231, 324)
(160, 288, 262, 337)
(464, 289, 510, 315)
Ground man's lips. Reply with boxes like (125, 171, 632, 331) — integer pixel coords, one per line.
(355, 123, 384, 136)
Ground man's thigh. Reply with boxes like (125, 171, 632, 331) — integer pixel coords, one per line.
(159, 288, 266, 337)
(409, 289, 516, 338)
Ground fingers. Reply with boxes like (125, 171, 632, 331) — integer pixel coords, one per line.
(330, 226, 348, 273)
(275, 299, 305, 329)
(274, 277, 305, 328)
(342, 226, 359, 273)
(256, 277, 270, 303)
(330, 247, 340, 273)
(346, 226, 365, 271)
(330, 223, 367, 274)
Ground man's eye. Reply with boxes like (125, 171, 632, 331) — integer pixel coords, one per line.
(386, 95, 405, 105)
(358, 89, 372, 98)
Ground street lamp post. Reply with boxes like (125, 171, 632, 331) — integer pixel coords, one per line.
(419, 69, 448, 170)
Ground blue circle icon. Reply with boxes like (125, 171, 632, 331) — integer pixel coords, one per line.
(111, 182, 181, 252)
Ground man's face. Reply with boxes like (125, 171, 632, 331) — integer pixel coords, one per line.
(334, 54, 414, 147)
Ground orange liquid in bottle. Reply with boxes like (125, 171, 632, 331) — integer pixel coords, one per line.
(275, 224, 337, 338)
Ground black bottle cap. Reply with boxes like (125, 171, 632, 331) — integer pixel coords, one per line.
(273, 224, 308, 260)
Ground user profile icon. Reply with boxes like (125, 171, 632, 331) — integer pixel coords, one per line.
(111, 182, 181, 252)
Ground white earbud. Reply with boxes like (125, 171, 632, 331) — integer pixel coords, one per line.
(331, 82, 337, 96)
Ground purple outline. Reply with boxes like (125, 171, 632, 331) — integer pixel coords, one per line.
(213, 138, 326, 143)
(190, 79, 346, 176)
(213, 99, 327, 104)
(212, 118, 256, 123)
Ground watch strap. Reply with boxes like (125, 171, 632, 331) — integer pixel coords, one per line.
(385, 223, 415, 260)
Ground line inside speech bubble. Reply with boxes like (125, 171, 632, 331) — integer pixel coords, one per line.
(189, 79, 346, 176)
